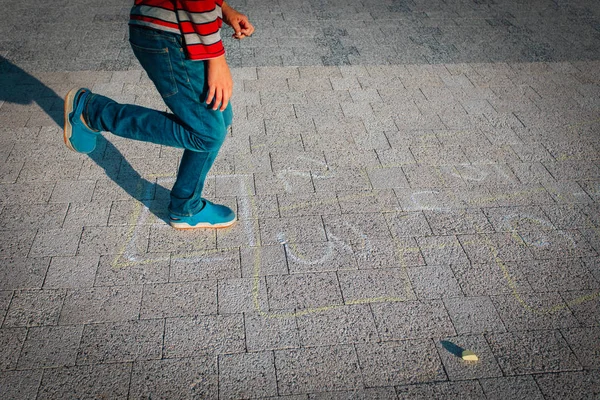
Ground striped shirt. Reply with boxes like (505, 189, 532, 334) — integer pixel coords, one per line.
(130, 0, 225, 60)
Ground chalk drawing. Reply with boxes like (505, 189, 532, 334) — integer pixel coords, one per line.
(111, 167, 600, 319)
(409, 190, 451, 212)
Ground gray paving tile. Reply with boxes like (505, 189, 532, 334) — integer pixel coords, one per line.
(59, 286, 142, 325)
(416, 235, 470, 267)
(424, 208, 494, 235)
(371, 300, 456, 340)
(544, 160, 600, 181)
(140, 281, 217, 319)
(324, 150, 380, 170)
(458, 232, 534, 264)
(29, 227, 82, 258)
(561, 290, 600, 327)
(236, 195, 279, 220)
(218, 277, 268, 314)
(367, 167, 410, 189)
(267, 272, 343, 311)
(170, 247, 241, 281)
(106, 199, 165, 227)
(240, 245, 288, 278)
(163, 315, 245, 358)
(130, 356, 218, 399)
(0, 257, 49, 291)
(0, 370, 43, 400)
(491, 292, 580, 331)
(479, 375, 544, 400)
(436, 334, 503, 380)
(309, 387, 397, 399)
(297, 305, 378, 346)
(0, 230, 36, 259)
(0, 182, 54, 205)
(456, 164, 520, 186)
(254, 171, 314, 195)
(260, 216, 326, 245)
(543, 181, 595, 204)
(560, 327, 600, 369)
(0, 328, 26, 371)
(37, 363, 131, 400)
(518, 258, 599, 292)
(407, 265, 463, 299)
(444, 296, 506, 335)
(0, 203, 68, 231)
(0, 291, 11, 313)
(323, 213, 393, 244)
(265, 118, 316, 137)
(395, 380, 485, 399)
(94, 253, 169, 287)
(385, 211, 433, 238)
(285, 241, 357, 274)
(411, 144, 468, 165)
(354, 237, 425, 269)
(17, 159, 83, 183)
(77, 319, 163, 364)
(78, 225, 150, 256)
(43, 255, 99, 290)
(245, 311, 300, 352)
(338, 268, 415, 304)
(219, 351, 278, 399)
(278, 193, 340, 218)
(356, 340, 446, 387)
(49, 180, 96, 203)
(3, 289, 65, 328)
(486, 330, 582, 375)
(483, 205, 553, 232)
(18, 325, 82, 369)
(452, 261, 533, 297)
(275, 345, 362, 396)
(534, 370, 600, 400)
(312, 168, 373, 192)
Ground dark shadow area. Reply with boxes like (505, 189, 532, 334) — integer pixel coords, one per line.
(0, 55, 170, 223)
(441, 340, 465, 358)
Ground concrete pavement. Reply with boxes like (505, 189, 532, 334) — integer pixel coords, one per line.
(0, 0, 599, 398)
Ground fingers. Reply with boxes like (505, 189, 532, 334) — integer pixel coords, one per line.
(220, 89, 231, 111)
(232, 16, 254, 39)
(240, 19, 255, 36)
(229, 19, 243, 39)
(205, 86, 216, 107)
(212, 88, 223, 111)
(206, 87, 232, 111)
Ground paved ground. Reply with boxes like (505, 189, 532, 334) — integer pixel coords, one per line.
(1, 0, 599, 398)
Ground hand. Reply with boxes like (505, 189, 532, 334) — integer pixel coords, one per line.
(222, 1, 255, 40)
(205, 55, 233, 111)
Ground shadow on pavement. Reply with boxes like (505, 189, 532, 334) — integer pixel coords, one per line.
(0, 55, 170, 223)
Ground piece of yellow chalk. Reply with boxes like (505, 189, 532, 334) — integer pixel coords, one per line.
(461, 350, 478, 361)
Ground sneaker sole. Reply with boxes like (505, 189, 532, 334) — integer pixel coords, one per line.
(63, 88, 78, 152)
(170, 219, 237, 230)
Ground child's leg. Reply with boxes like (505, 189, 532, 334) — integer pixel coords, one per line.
(83, 25, 232, 217)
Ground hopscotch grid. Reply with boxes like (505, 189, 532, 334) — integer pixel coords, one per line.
(110, 164, 600, 319)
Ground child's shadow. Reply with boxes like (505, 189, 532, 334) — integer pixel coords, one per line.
(0, 55, 171, 224)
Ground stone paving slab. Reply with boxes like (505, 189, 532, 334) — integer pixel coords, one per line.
(0, 0, 600, 398)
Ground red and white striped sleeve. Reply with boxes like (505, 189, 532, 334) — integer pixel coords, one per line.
(130, 0, 225, 61)
(176, 0, 225, 60)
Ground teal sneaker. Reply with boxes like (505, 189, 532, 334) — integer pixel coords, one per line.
(169, 199, 237, 229)
(64, 88, 99, 154)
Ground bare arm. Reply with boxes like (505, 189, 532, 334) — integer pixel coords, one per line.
(205, 2, 255, 111)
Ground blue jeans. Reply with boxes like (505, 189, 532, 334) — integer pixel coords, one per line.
(84, 25, 233, 216)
